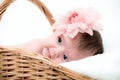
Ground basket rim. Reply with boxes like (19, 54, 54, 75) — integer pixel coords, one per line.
(0, 47, 92, 80)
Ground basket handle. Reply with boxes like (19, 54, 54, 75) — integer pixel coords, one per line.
(0, 0, 14, 21)
(29, 0, 55, 25)
(0, 0, 55, 25)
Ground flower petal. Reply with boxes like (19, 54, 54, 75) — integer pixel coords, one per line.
(52, 7, 103, 38)
(67, 29, 79, 38)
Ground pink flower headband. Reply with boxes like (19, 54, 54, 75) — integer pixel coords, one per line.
(52, 7, 103, 38)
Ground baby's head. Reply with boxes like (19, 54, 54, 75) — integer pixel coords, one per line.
(46, 7, 104, 63)
(22, 8, 103, 64)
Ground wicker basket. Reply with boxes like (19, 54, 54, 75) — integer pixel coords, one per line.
(0, 0, 92, 80)
(0, 47, 92, 80)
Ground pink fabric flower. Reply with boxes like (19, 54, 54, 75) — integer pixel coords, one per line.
(52, 7, 103, 38)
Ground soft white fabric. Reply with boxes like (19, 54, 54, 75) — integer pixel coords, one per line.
(0, 0, 120, 80)
(61, 51, 120, 80)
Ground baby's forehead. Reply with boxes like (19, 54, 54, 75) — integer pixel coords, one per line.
(53, 30, 82, 43)
(71, 34, 82, 48)
(73, 33, 82, 42)
(53, 30, 62, 37)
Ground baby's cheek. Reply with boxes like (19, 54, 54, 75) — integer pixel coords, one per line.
(52, 58, 63, 64)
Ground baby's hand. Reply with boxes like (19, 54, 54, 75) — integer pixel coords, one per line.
(14, 38, 56, 54)
(42, 35, 57, 48)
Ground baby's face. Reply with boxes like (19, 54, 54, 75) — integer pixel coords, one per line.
(41, 33, 87, 63)
(22, 32, 94, 63)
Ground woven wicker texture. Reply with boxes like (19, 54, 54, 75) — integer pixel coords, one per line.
(0, 47, 92, 80)
(0, 0, 14, 20)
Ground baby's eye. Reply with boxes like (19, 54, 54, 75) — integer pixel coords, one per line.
(58, 37, 62, 43)
(63, 54, 68, 62)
